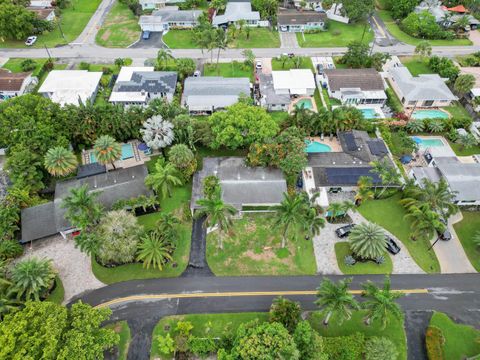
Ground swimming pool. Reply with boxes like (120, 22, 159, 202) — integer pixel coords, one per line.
(305, 140, 332, 153)
(411, 137, 445, 148)
(296, 98, 313, 110)
(89, 143, 134, 163)
(411, 109, 449, 120)
(360, 108, 381, 119)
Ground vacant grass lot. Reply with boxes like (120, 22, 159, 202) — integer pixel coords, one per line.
(358, 193, 441, 273)
(429, 312, 480, 360)
(271, 56, 314, 71)
(296, 21, 374, 47)
(0, 0, 102, 48)
(335, 242, 393, 274)
(96, 0, 140, 47)
(207, 213, 317, 276)
(399, 56, 433, 76)
(309, 310, 407, 360)
(377, 10, 472, 46)
(106, 321, 131, 360)
(453, 211, 480, 272)
(204, 62, 253, 81)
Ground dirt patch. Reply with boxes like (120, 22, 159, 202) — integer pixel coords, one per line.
(245, 221, 257, 234)
(101, 29, 111, 41)
(244, 249, 276, 261)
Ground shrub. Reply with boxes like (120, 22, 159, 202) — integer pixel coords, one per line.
(365, 336, 399, 360)
(187, 336, 217, 357)
(202, 175, 220, 199)
(269, 296, 301, 333)
(156, 333, 175, 355)
(425, 326, 445, 360)
(344, 255, 356, 266)
(79, 62, 90, 70)
(0, 239, 24, 260)
(375, 255, 385, 265)
(323, 333, 366, 360)
(293, 321, 327, 360)
(20, 59, 36, 72)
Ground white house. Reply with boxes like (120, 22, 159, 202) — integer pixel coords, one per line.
(277, 10, 326, 32)
(139, 0, 185, 10)
(0, 69, 36, 101)
(38, 70, 102, 106)
(139, 8, 202, 32)
(271, 69, 316, 96)
(212, 0, 262, 27)
(109, 67, 177, 106)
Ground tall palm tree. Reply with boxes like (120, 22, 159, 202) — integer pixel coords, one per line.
(349, 222, 387, 260)
(361, 276, 404, 329)
(11, 258, 56, 301)
(355, 176, 374, 206)
(93, 135, 121, 170)
(156, 49, 173, 70)
(315, 277, 359, 326)
(404, 204, 445, 239)
(195, 189, 237, 249)
(44, 147, 78, 177)
(303, 207, 325, 239)
(62, 184, 103, 229)
(137, 230, 174, 270)
(274, 193, 306, 248)
(327, 202, 344, 221)
(156, 212, 180, 240)
(215, 29, 230, 70)
(370, 159, 400, 197)
(341, 200, 356, 215)
(145, 157, 183, 200)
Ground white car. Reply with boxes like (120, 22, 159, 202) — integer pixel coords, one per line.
(25, 36, 37, 46)
(255, 61, 262, 69)
(193, 70, 201, 77)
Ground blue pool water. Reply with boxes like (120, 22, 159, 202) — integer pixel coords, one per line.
(412, 109, 449, 120)
(305, 140, 332, 153)
(296, 98, 313, 109)
(89, 143, 134, 163)
(360, 108, 381, 119)
(411, 137, 445, 148)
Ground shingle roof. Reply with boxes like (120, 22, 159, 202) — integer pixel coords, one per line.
(324, 68, 384, 92)
(277, 10, 326, 25)
(140, 9, 202, 24)
(20, 202, 57, 243)
(0, 69, 31, 92)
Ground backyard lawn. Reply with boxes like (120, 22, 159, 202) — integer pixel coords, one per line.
(445, 102, 472, 119)
(399, 56, 433, 76)
(428, 312, 480, 360)
(335, 242, 393, 274)
(296, 21, 374, 47)
(308, 310, 407, 360)
(207, 213, 317, 276)
(204, 62, 253, 81)
(95, 0, 141, 47)
(271, 56, 314, 71)
(377, 10, 472, 46)
(269, 111, 290, 126)
(106, 321, 131, 360)
(453, 211, 480, 272)
(449, 141, 480, 156)
(0, 0, 103, 48)
(358, 193, 441, 273)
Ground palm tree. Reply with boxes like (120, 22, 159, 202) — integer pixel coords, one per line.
(341, 200, 356, 215)
(156, 49, 173, 70)
(355, 176, 374, 206)
(406, 119, 425, 133)
(156, 212, 180, 239)
(315, 277, 359, 326)
(11, 258, 56, 301)
(215, 28, 230, 70)
(349, 222, 387, 260)
(361, 276, 404, 329)
(327, 202, 344, 221)
(457, 133, 478, 150)
(404, 204, 445, 239)
(0, 282, 22, 320)
(145, 157, 183, 200)
(195, 189, 237, 249)
(414, 40, 432, 59)
(237, 19, 246, 37)
(274, 193, 307, 248)
(62, 184, 103, 229)
(44, 147, 78, 177)
(370, 159, 400, 197)
(93, 135, 121, 170)
(303, 207, 325, 239)
(137, 231, 174, 270)
(473, 230, 480, 249)
(141, 115, 175, 154)
(428, 119, 444, 133)
(279, 54, 289, 69)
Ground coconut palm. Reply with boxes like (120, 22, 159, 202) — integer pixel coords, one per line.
(62, 184, 103, 230)
(93, 135, 121, 170)
(341, 200, 356, 214)
(156, 212, 180, 240)
(457, 133, 478, 150)
(315, 277, 359, 326)
(303, 207, 325, 239)
(156, 49, 173, 70)
(355, 176, 374, 206)
(145, 157, 183, 200)
(195, 189, 237, 249)
(274, 192, 307, 248)
(279, 54, 289, 69)
(406, 119, 425, 133)
(454, 74, 476, 97)
(349, 222, 387, 260)
(215, 28, 230, 70)
(414, 40, 432, 59)
(370, 159, 400, 197)
(428, 119, 444, 133)
(327, 202, 344, 221)
(44, 147, 78, 177)
(404, 204, 445, 239)
(361, 276, 404, 329)
(141, 115, 175, 153)
(137, 230, 174, 270)
(11, 258, 56, 301)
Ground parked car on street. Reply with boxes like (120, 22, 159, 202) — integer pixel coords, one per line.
(25, 36, 37, 46)
(385, 236, 401, 255)
(335, 224, 355, 238)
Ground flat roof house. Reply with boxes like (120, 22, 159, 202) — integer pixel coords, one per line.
(272, 69, 316, 96)
(212, 0, 261, 27)
(182, 76, 250, 114)
(323, 68, 387, 106)
(38, 70, 102, 106)
(191, 157, 287, 212)
(109, 67, 177, 106)
(139, 9, 202, 32)
(0, 69, 36, 101)
(277, 10, 326, 32)
(388, 66, 457, 108)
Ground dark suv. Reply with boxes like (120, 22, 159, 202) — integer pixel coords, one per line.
(438, 218, 452, 241)
(335, 224, 355, 238)
(385, 236, 401, 255)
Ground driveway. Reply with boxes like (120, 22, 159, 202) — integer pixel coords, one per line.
(130, 32, 166, 49)
(370, 12, 399, 47)
(279, 31, 299, 48)
(469, 30, 480, 46)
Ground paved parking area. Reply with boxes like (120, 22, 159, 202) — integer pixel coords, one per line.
(130, 32, 166, 49)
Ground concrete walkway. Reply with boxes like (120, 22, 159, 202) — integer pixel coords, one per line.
(71, 0, 116, 45)
(19, 235, 104, 303)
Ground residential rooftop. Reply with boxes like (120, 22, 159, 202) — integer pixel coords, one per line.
(212, 0, 260, 26)
(0, 69, 31, 92)
(324, 68, 385, 92)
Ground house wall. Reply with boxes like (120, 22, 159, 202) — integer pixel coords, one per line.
(267, 103, 289, 111)
(280, 22, 325, 32)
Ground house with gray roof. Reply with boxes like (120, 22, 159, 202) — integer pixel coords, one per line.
(278, 10, 326, 32)
(212, 0, 262, 27)
(191, 157, 287, 212)
(20, 165, 153, 243)
(388, 66, 457, 108)
(109, 66, 177, 105)
(182, 76, 251, 114)
(139, 8, 202, 32)
(323, 68, 387, 106)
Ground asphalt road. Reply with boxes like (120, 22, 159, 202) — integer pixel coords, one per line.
(76, 274, 480, 360)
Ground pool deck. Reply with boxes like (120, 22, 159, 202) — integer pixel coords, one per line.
(289, 96, 318, 114)
(307, 136, 342, 152)
(82, 140, 150, 170)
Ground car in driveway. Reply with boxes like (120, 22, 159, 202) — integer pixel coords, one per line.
(385, 236, 401, 255)
(142, 31, 151, 40)
(438, 218, 452, 241)
(25, 36, 37, 46)
(335, 224, 355, 238)
(255, 61, 262, 70)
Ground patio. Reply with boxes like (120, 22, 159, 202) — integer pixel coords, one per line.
(81, 140, 150, 170)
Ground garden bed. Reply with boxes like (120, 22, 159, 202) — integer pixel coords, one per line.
(335, 242, 393, 274)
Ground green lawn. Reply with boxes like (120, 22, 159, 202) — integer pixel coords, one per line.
(204, 62, 253, 81)
(297, 21, 374, 47)
(399, 56, 433, 76)
(428, 312, 480, 360)
(322, 87, 331, 110)
(106, 321, 131, 360)
(2, 58, 48, 75)
(151, 313, 269, 358)
(377, 10, 472, 46)
(269, 111, 290, 126)
(207, 213, 317, 276)
(162, 30, 197, 48)
(271, 56, 314, 71)
(335, 242, 393, 274)
(96, 0, 141, 47)
(445, 102, 472, 119)
(46, 276, 64, 304)
(358, 193, 441, 273)
(0, 0, 103, 48)
(449, 141, 480, 156)
(308, 310, 407, 360)
(453, 211, 480, 272)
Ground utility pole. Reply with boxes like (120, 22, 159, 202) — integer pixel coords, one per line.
(44, 44, 52, 59)
(58, 20, 67, 42)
